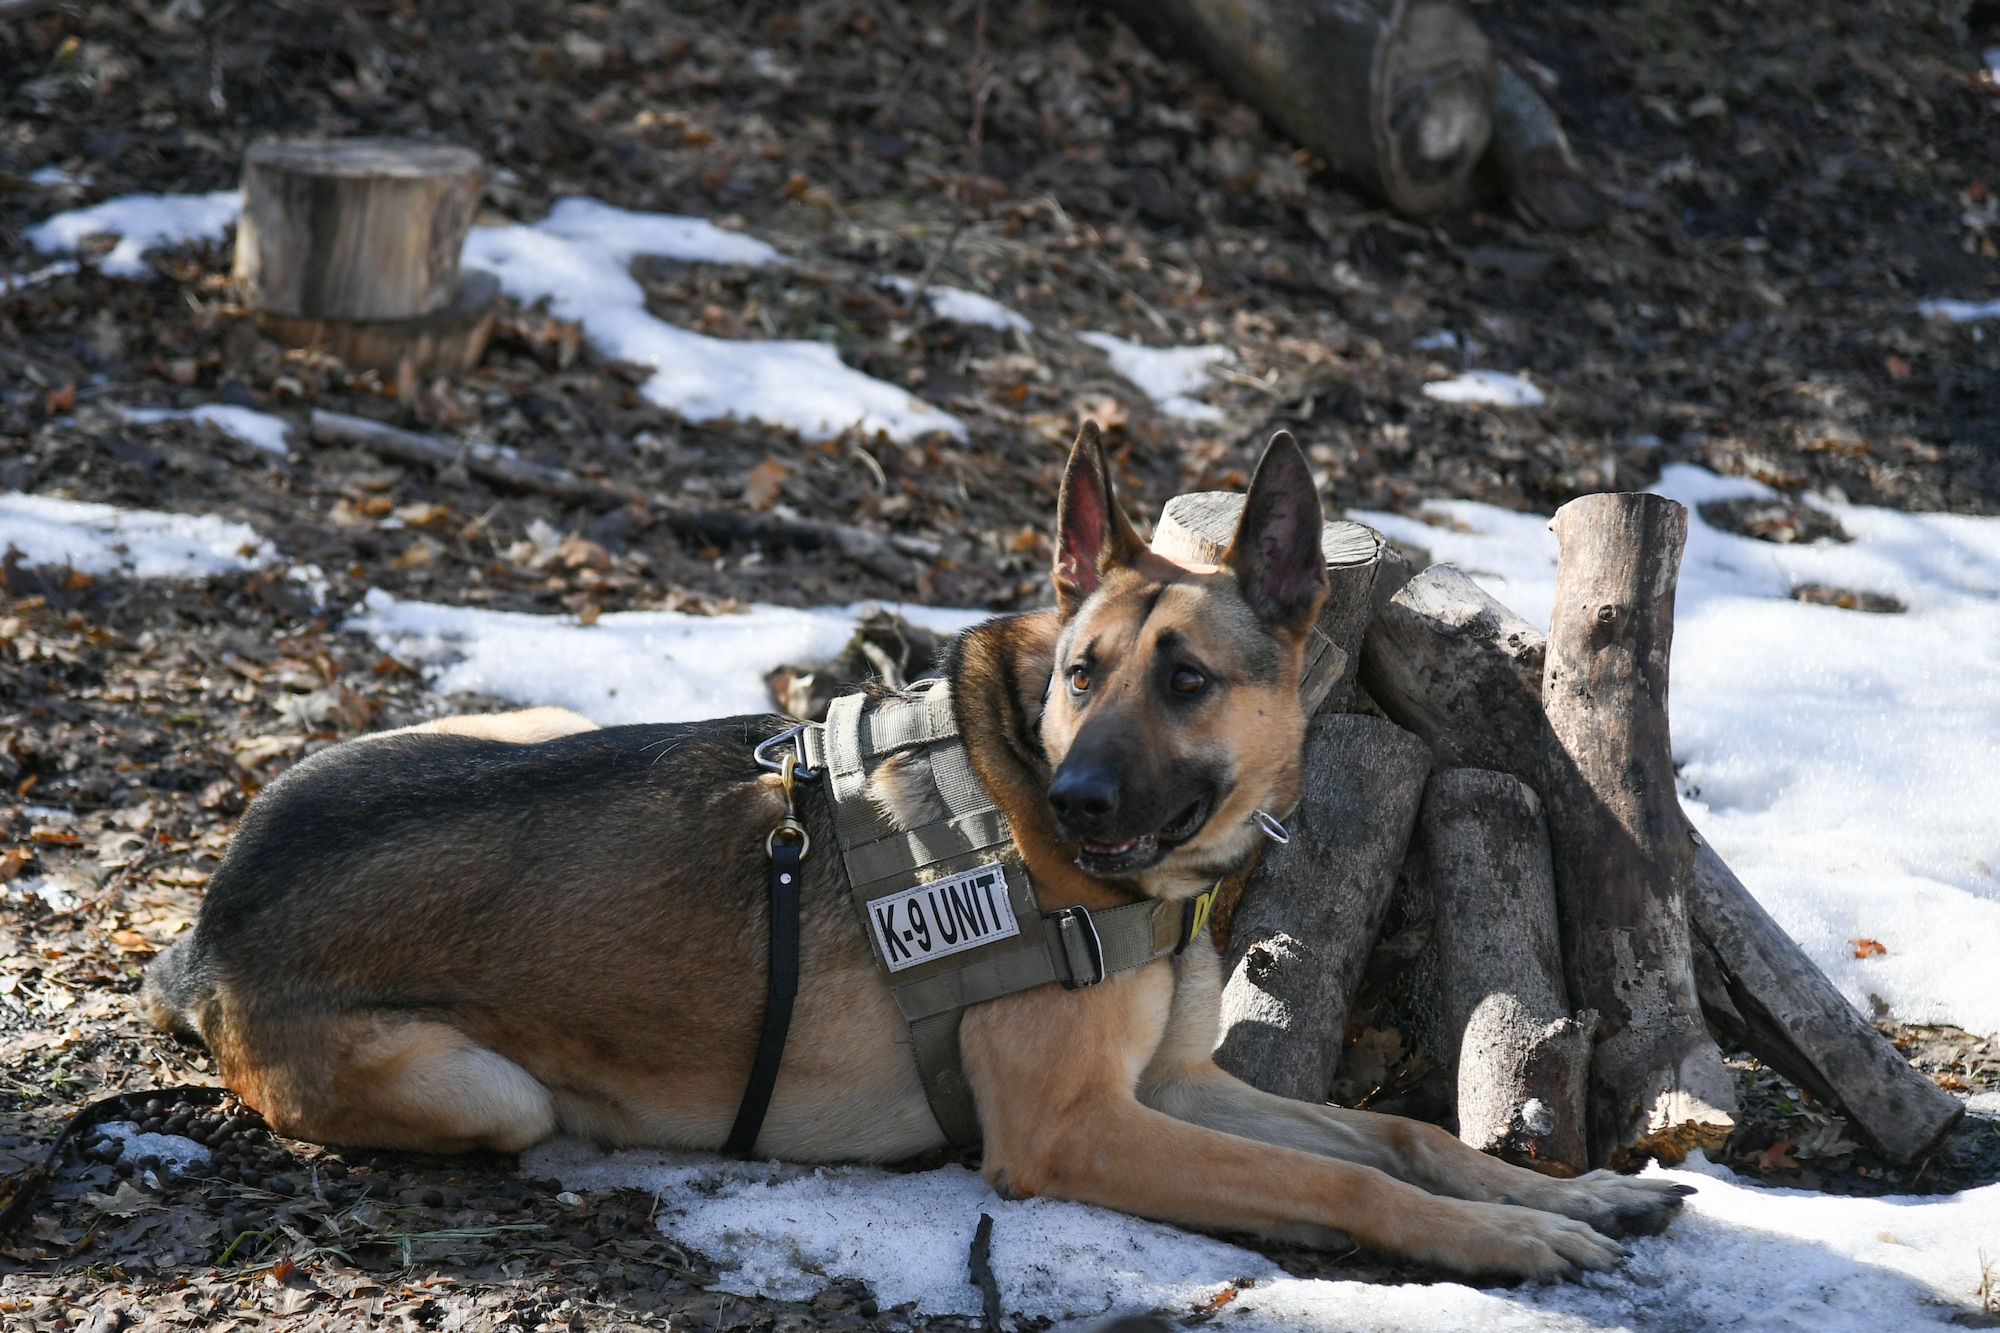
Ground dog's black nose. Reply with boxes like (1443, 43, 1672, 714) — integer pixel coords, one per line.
(1048, 762, 1119, 830)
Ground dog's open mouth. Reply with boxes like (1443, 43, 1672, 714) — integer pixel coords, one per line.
(1075, 796, 1211, 875)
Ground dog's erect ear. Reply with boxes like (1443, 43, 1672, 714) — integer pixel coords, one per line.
(1224, 430, 1327, 635)
(1052, 420, 1142, 615)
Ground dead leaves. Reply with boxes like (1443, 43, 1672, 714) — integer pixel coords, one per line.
(1852, 938, 1888, 959)
(743, 456, 790, 510)
(84, 1180, 162, 1218)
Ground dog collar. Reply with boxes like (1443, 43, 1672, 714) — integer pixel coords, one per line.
(785, 680, 1217, 1147)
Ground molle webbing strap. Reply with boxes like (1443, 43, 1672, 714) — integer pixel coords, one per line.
(801, 680, 1218, 1148)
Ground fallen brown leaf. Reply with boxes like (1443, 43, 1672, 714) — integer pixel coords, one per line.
(1756, 1139, 1800, 1174)
(110, 930, 155, 954)
(1852, 938, 1887, 959)
(743, 457, 789, 510)
(0, 847, 30, 883)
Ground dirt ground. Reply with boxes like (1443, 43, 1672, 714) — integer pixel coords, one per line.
(3, 0, 2000, 1328)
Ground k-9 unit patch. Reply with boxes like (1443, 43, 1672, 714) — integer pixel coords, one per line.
(866, 861, 1021, 973)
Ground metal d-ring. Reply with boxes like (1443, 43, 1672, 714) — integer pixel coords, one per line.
(1253, 808, 1291, 844)
(754, 724, 821, 781)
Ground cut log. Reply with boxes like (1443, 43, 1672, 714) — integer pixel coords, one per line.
(1541, 493, 1735, 1164)
(235, 138, 494, 375)
(1099, 0, 1496, 216)
(1214, 713, 1432, 1102)
(1152, 490, 1384, 714)
(1359, 560, 1964, 1166)
(1688, 844, 1963, 1165)
(1423, 768, 1594, 1175)
(1359, 563, 1544, 766)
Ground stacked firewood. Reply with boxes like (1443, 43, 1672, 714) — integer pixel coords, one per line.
(1153, 490, 1964, 1174)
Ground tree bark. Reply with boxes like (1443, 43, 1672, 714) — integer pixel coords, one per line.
(1098, 0, 1496, 216)
(1541, 493, 1734, 1165)
(1423, 768, 1594, 1175)
(1688, 843, 1963, 1165)
(1488, 64, 1609, 233)
(1215, 713, 1432, 1102)
(236, 138, 494, 375)
(1151, 491, 1384, 714)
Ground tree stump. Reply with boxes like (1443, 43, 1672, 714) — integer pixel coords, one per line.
(1099, 0, 1496, 216)
(1214, 713, 1432, 1102)
(235, 138, 495, 376)
(1688, 844, 1963, 1164)
(1152, 490, 1384, 715)
(1542, 493, 1734, 1165)
(1423, 768, 1594, 1175)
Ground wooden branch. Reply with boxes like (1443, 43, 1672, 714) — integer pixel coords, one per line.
(1359, 560, 1965, 1166)
(1095, 0, 1496, 216)
(1688, 844, 1963, 1165)
(1215, 713, 1432, 1102)
(1151, 490, 1383, 714)
(306, 409, 920, 585)
(1423, 768, 1593, 1175)
(1542, 493, 1734, 1165)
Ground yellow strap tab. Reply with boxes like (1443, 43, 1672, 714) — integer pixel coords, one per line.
(1183, 882, 1218, 947)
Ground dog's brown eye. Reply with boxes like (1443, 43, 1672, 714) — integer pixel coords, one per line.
(1170, 667, 1207, 695)
(1069, 666, 1091, 693)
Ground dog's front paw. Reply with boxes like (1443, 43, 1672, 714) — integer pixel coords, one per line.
(1429, 1201, 1623, 1280)
(1545, 1169, 1695, 1238)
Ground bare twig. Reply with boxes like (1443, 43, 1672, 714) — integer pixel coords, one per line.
(968, 1211, 1003, 1329)
(306, 410, 927, 584)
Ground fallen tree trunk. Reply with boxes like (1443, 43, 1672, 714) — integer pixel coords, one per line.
(1358, 561, 1966, 1165)
(1424, 768, 1594, 1175)
(1688, 844, 1963, 1164)
(1542, 493, 1734, 1165)
(1151, 490, 1384, 714)
(307, 409, 925, 585)
(1489, 64, 1609, 233)
(1098, 0, 1496, 216)
(1215, 713, 1432, 1102)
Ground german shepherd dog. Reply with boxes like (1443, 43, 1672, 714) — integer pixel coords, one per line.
(144, 427, 1687, 1278)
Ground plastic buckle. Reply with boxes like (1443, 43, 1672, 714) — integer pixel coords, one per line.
(1053, 905, 1105, 988)
(754, 725, 821, 781)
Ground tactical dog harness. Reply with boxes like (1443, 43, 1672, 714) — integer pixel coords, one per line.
(731, 679, 1216, 1153)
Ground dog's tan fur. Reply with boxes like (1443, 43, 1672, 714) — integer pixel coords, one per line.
(144, 427, 1686, 1279)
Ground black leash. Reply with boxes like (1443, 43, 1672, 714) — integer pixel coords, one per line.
(0, 1085, 227, 1240)
(723, 747, 810, 1158)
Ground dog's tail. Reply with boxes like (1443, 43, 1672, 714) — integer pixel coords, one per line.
(139, 938, 205, 1041)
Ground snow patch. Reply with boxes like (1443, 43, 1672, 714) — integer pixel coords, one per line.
(1918, 297, 2000, 323)
(879, 275, 1032, 331)
(532, 196, 784, 268)
(98, 1122, 210, 1177)
(527, 1140, 1265, 1324)
(1358, 462, 2000, 1035)
(349, 591, 983, 726)
(1078, 331, 1231, 421)
(26, 189, 242, 277)
(29, 165, 91, 187)
(527, 1143, 2000, 1330)
(463, 202, 964, 442)
(0, 492, 275, 579)
(120, 403, 293, 455)
(1421, 369, 1548, 407)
